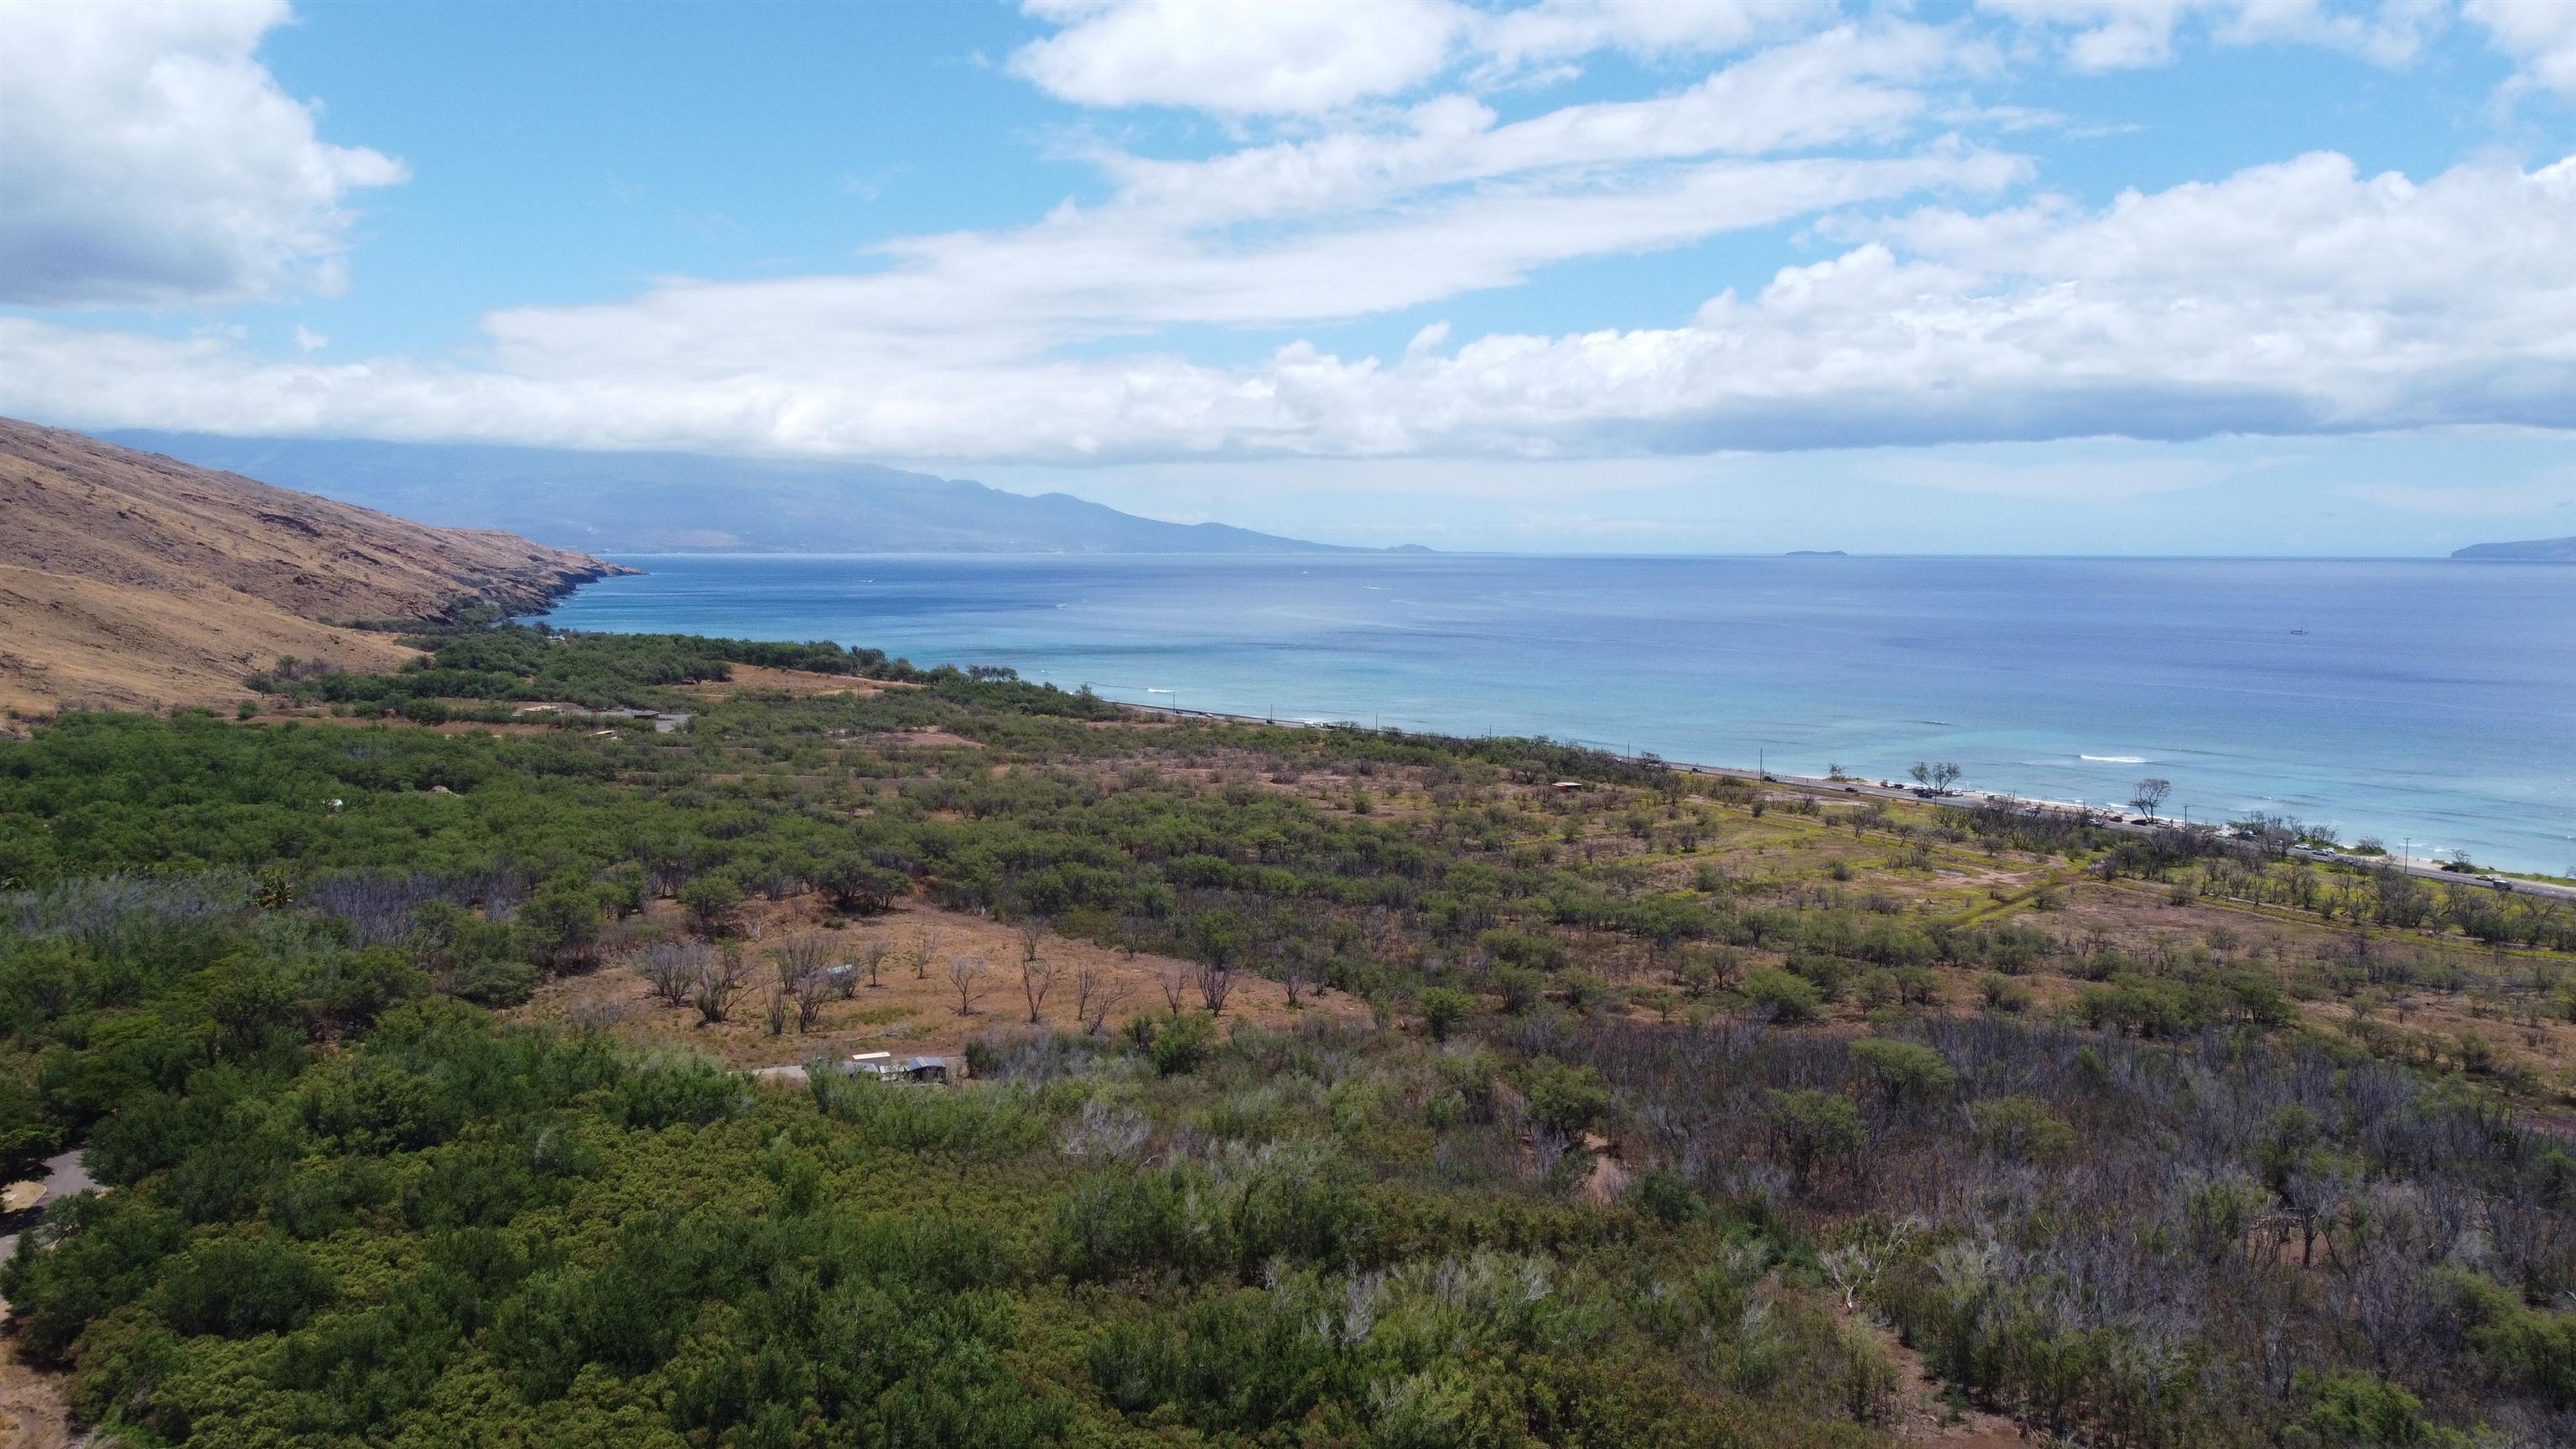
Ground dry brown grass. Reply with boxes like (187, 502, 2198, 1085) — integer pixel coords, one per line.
(689, 665, 910, 699)
(0, 563, 418, 716)
(0, 1347, 80, 1449)
(515, 896, 1369, 1067)
(0, 417, 619, 714)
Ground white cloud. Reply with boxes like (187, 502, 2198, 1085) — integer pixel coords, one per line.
(454, 148, 2029, 391)
(1010, 0, 1851, 116)
(1976, 0, 2444, 70)
(1010, 0, 1466, 114)
(8, 151, 2568, 464)
(1012, 0, 2530, 117)
(1477, 0, 1827, 69)
(1094, 23, 1974, 225)
(445, 26, 2020, 388)
(2468, 0, 2576, 93)
(3, 3, 2568, 478)
(0, 0, 406, 307)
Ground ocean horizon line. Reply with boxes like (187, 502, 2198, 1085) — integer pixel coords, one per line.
(537, 553, 2576, 875)
(573, 548, 2546, 564)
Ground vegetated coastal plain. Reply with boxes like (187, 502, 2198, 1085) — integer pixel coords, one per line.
(3, 624, 2574, 1448)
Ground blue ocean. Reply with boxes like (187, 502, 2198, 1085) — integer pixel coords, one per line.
(538, 554, 2576, 875)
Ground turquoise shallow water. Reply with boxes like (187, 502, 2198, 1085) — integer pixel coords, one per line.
(539, 553, 2576, 874)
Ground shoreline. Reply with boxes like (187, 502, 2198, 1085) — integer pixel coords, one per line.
(1109, 697, 2576, 901)
(524, 564, 2575, 883)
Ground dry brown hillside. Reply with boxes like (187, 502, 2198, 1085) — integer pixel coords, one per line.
(0, 418, 628, 718)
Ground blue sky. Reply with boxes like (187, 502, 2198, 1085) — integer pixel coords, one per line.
(3, 0, 2572, 553)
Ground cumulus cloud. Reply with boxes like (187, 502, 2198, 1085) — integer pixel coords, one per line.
(2468, 0, 2576, 93)
(0, 13, 2018, 452)
(1010, 0, 1466, 114)
(9, 152, 2568, 462)
(1010, 0, 1837, 115)
(4, 0, 2568, 475)
(1477, 0, 1828, 69)
(1976, 0, 2444, 70)
(0, 0, 406, 307)
(1009, 0, 2566, 107)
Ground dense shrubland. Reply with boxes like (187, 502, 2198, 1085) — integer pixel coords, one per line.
(250, 622, 1109, 717)
(3, 627, 2572, 1446)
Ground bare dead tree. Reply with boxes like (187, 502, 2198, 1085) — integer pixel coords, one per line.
(1015, 913, 1047, 966)
(1090, 978, 1134, 1035)
(1072, 966, 1130, 1035)
(766, 937, 835, 1033)
(909, 929, 939, 981)
(1197, 958, 1236, 1015)
(795, 973, 831, 1032)
(948, 953, 990, 1016)
(638, 939, 706, 1008)
(774, 935, 831, 989)
(692, 948, 745, 1025)
(1156, 957, 1192, 1012)
(858, 940, 890, 993)
(1020, 952, 1060, 1026)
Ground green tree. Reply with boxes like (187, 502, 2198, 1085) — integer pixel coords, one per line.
(1741, 968, 1822, 1026)
(1524, 1060, 1611, 1138)
(517, 876, 609, 969)
(678, 874, 744, 936)
(1767, 1089, 1862, 1187)
(1848, 1038, 1955, 1107)
(816, 854, 907, 915)
(1415, 987, 1475, 1041)
(1150, 1011, 1216, 1077)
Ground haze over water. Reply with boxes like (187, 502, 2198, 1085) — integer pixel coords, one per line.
(542, 553, 2576, 875)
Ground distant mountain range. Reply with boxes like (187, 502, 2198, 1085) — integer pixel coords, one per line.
(2451, 536, 2576, 561)
(106, 432, 1387, 556)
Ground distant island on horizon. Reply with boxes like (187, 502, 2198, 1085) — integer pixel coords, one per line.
(103, 429, 1425, 558)
(2451, 535, 2576, 561)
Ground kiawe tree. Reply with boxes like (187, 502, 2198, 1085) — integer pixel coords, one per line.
(2130, 776, 2173, 819)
